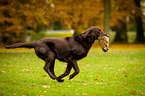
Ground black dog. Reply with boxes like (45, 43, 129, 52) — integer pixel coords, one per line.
(6, 26, 109, 82)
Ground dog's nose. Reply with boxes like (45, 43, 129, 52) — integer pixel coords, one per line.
(106, 34, 109, 37)
(102, 48, 109, 52)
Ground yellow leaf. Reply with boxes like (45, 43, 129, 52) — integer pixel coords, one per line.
(84, 83, 89, 85)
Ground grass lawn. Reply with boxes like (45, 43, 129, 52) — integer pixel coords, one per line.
(0, 47, 145, 96)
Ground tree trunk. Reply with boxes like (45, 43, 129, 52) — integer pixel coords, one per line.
(104, 0, 110, 34)
(114, 19, 128, 43)
(134, 0, 144, 43)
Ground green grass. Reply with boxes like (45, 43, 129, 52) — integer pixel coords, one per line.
(0, 49, 145, 96)
(109, 32, 145, 44)
(31, 32, 73, 41)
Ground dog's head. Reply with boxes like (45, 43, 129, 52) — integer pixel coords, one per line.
(83, 26, 109, 39)
(98, 36, 109, 52)
(83, 26, 109, 52)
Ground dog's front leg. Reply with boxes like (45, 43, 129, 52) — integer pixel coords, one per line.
(57, 63, 72, 79)
(69, 60, 80, 80)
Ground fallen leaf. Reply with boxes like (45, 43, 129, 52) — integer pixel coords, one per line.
(42, 75, 47, 77)
(95, 82, 105, 84)
(22, 91, 25, 93)
(2, 71, 5, 73)
(118, 69, 121, 71)
(76, 93, 79, 95)
(87, 64, 90, 66)
(118, 86, 125, 88)
(22, 69, 29, 71)
(52, 90, 57, 93)
(124, 82, 128, 85)
(108, 83, 111, 85)
(130, 74, 134, 76)
(124, 72, 127, 74)
(43, 85, 50, 88)
(82, 93, 87, 95)
(141, 92, 145, 95)
(43, 82, 46, 85)
(125, 75, 127, 77)
(84, 83, 89, 85)
(95, 82, 99, 84)
(101, 80, 105, 82)
(120, 77, 123, 79)
(40, 91, 46, 93)
(94, 78, 98, 80)
(77, 76, 80, 78)
(130, 91, 136, 94)
(130, 62, 133, 64)
(68, 85, 71, 87)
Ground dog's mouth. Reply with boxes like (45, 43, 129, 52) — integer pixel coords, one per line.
(102, 48, 109, 52)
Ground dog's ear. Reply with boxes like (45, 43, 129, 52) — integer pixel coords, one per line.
(83, 30, 90, 38)
(83, 27, 94, 38)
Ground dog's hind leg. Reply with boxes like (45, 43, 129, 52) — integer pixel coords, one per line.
(49, 59, 56, 77)
(44, 54, 64, 82)
(43, 53, 57, 80)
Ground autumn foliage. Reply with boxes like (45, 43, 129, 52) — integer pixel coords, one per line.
(0, 0, 144, 44)
(0, 0, 50, 44)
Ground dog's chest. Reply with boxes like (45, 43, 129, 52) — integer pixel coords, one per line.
(72, 47, 88, 60)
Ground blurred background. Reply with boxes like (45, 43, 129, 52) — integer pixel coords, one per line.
(0, 0, 145, 46)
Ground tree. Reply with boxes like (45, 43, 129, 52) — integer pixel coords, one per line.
(114, 19, 127, 43)
(0, 0, 50, 44)
(104, 0, 110, 34)
(134, 0, 144, 43)
(52, 0, 104, 35)
(111, 0, 133, 43)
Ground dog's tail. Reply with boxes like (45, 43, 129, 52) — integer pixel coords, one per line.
(5, 42, 36, 49)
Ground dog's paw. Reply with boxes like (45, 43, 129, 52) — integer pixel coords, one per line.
(57, 79, 64, 82)
(69, 75, 73, 80)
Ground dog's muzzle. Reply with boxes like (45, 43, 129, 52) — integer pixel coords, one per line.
(102, 48, 109, 52)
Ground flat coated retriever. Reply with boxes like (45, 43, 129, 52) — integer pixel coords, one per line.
(5, 26, 109, 82)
